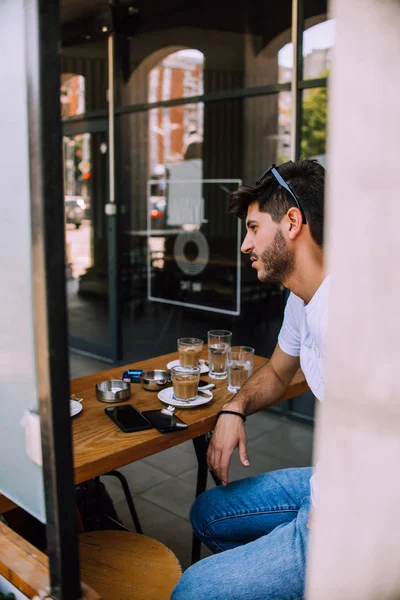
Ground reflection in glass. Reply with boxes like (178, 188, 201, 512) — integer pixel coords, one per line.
(303, 19, 335, 80)
(148, 102, 204, 233)
(278, 91, 292, 163)
(246, 23, 293, 89)
(301, 87, 328, 164)
(124, 10, 294, 106)
(148, 49, 204, 103)
(148, 104, 204, 173)
(278, 43, 293, 84)
(63, 133, 91, 200)
(63, 132, 110, 348)
(148, 53, 205, 230)
(120, 94, 289, 363)
(148, 49, 204, 187)
(243, 93, 292, 183)
(147, 180, 240, 314)
(278, 18, 335, 83)
(60, 73, 85, 117)
(61, 40, 108, 113)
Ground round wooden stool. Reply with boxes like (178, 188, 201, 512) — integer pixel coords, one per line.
(79, 531, 182, 600)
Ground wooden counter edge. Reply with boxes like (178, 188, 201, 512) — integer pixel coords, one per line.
(0, 522, 101, 600)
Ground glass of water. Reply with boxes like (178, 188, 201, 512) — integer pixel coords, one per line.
(227, 346, 255, 393)
(207, 329, 232, 379)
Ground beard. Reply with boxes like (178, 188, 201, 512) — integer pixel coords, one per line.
(255, 229, 295, 284)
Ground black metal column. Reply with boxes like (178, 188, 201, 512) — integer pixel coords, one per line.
(292, 0, 305, 160)
(25, 0, 81, 598)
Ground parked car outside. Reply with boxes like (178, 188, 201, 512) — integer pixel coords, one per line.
(65, 195, 86, 228)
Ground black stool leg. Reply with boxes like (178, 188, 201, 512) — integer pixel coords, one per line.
(102, 470, 143, 534)
(191, 434, 222, 564)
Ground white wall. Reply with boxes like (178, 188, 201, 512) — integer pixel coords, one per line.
(307, 0, 400, 597)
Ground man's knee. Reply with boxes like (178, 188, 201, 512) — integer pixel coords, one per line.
(171, 561, 210, 600)
(189, 487, 218, 539)
(171, 569, 193, 600)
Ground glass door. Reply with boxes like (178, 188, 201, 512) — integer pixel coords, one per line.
(63, 122, 118, 360)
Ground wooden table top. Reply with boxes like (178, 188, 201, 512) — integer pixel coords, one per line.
(71, 350, 309, 484)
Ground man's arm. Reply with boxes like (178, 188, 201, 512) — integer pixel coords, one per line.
(207, 344, 300, 485)
(224, 343, 300, 415)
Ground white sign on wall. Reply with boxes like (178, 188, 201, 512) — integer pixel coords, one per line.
(147, 178, 242, 316)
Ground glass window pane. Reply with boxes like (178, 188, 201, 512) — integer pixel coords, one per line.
(243, 93, 292, 183)
(119, 93, 291, 362)
(303, 19, 335, 80)
(301, 86, 328, 165)
(149, 103, 203, 176)
(61, 40, 108, 113)
(278, 42, 293, 84)
(120, 2, 293, 106)
(64, 131, 110, 349)
(61, 74, 85, 117)
(147, 49, 204, 103)
(278, 91, 292, 163)
(279, 17, 335, 84)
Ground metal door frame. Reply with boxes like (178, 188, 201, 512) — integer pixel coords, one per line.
(25, 0, 81, 596)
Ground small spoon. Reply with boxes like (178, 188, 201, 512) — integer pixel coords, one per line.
(197, 390, 212, 398)
(70, 394, 83, 403)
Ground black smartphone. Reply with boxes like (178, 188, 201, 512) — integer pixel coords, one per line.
(142, 409, 188, 434)
(105, 405, 153, 433)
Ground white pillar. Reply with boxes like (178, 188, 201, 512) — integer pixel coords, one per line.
(307, 0, 400, 598)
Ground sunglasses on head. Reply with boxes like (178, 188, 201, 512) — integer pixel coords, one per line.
(255, 164, 307, 224)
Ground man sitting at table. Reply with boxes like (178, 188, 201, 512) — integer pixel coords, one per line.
(172, 158, 327, 600)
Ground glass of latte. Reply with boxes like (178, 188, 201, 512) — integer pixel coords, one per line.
(171, 365, 200, 402)
(177, 338, 204, 367)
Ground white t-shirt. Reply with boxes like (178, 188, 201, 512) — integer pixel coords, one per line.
(278, 277, 329, 401)
(277, 277, 329, 504)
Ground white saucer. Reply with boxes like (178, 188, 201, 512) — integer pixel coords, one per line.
(70, 400, 83, 417)
(158, 386, 213, 408)
(167, 359, 209, 374)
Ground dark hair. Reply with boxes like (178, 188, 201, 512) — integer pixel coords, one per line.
(228, 159, 325, 246)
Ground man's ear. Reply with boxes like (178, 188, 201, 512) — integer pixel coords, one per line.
(286, 207, 303, 240)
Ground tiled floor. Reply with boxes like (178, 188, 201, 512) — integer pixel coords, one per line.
(69, 351, 314, 571)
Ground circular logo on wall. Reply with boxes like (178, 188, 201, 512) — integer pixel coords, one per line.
(173, 230, 209, 276)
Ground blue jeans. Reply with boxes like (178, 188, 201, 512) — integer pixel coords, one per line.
(172, 467, 312, 600)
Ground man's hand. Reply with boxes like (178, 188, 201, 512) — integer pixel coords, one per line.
(206, 344, 300, 486)
(207, 413, 250, 486)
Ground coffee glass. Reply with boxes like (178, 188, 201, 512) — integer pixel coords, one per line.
(177, 338, 204, 367)
(171, 365, 200, 402)
(227, 346, 255, 393)
(207, 329, 232, 380)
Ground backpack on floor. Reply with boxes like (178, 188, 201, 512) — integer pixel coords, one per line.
(76, 479, 125, 531)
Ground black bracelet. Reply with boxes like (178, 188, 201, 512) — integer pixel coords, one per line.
(217, 410, 246, 423)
